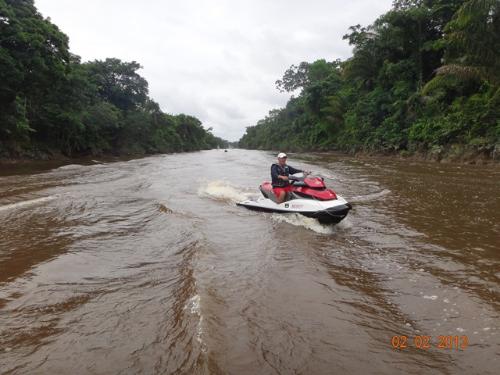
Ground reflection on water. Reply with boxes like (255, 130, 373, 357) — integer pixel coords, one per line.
(0, 150, 499, 374)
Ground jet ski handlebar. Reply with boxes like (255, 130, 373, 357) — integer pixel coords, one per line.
(289, 172, 314, 182)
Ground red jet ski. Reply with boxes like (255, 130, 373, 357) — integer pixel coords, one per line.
(238, 175, 351, 224)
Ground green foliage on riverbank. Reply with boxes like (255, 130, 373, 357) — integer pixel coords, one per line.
(0, 0, 226, 159)
(239, 0, 500, 159)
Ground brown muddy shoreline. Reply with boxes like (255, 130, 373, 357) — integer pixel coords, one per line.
(350, 149, 498, 165)
(1, 145, 498, 173)
(355, 143, 500, 165)
(0, 153, 153, 176)
(257, 144, 500, 165)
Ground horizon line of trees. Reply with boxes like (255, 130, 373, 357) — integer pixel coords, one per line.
(239, 0, 499, 159)
(0, 0, 227, 159)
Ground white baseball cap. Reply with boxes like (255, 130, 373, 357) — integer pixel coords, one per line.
(277, 152, 287, 158)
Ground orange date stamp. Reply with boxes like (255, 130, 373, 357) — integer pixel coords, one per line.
(391, 335, 469, 350)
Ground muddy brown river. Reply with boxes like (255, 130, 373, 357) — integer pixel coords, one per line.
(0, 150, 499, 374)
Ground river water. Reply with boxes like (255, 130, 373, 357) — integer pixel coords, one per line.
(0, 149, 498, 374)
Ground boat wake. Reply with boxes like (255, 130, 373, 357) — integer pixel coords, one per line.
(271, 213, 337, 234)
(198, 180, 255, 203)
(350, 189, 391, 203)
(0, 195, 58, 213)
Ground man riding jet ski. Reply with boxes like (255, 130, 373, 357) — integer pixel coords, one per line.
(237, 153, 351, 224)
(271, 152, 307, 203)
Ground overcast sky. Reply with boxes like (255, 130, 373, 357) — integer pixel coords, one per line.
(35, 0, 393, 141)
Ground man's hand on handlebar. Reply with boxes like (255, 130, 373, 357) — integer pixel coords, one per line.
(288, 175, 302, 182)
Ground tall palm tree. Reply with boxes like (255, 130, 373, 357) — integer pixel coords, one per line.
(438, 0, 500, 84)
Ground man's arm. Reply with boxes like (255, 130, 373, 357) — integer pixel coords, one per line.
(271, 164, 288, 181)
(271, 164, 280, 180)
(288, 165, 302, 175)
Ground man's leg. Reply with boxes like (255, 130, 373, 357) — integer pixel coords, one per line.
(276, 190, 286, 203)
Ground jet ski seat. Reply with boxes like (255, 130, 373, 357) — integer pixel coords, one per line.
(260, 183, 279, 203)
(260, 182, 295, 203)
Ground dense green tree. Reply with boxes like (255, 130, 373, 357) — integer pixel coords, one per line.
(0, 0, 225, 158)
(240, 0, 499, 159)
(439, 0, 500, 83)
(0, 0, 71, 145)
(84, 59, 149, 111)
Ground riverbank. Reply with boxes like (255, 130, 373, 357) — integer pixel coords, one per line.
(352, 143, 500, 165)
(245, 143, 500, 165)
(0, 152, 164, 176)
(2, 144, 499, 175)
(0, 148, 218, 175)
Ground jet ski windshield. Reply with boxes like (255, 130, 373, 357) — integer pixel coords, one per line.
(289, 175, 306, 187)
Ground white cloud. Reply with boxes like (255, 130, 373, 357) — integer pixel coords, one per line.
(35, 0, 393, 141)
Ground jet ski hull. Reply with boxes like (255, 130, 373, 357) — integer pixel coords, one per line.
(237, 197, 351, 224)
(301, 203, 351, 224)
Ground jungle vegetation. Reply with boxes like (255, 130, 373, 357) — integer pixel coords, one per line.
(239, 0, 500, 160)
(0, 0, 226, 159)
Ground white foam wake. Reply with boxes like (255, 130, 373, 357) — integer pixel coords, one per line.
(185, 294, 201, 314)
(184, 294, 206, 350)
(56, 164, 83, 170)
(0, 195, 58, 213)
(198, 180, 254, 203)
(271, 213, 336, 234)
(350, 189, 391, 203)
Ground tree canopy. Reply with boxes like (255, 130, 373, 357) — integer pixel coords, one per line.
(239, 0, 500, 159)
(0, 0, 226, 158)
